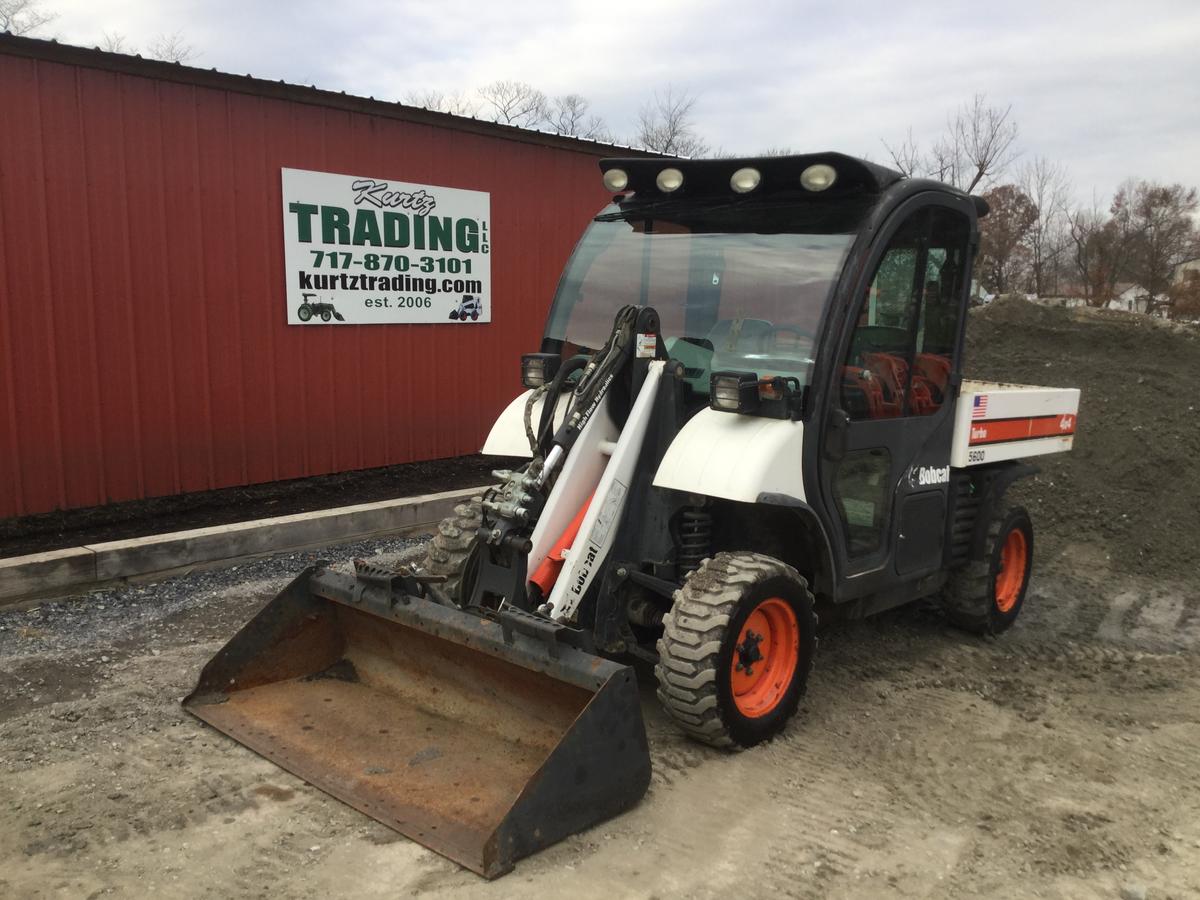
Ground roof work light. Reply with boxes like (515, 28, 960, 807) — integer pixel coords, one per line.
(602, 168, 629, 192)
(730, 167, 761, 193)
(800, 164, 837, 191)
(656, 168, 684, 192)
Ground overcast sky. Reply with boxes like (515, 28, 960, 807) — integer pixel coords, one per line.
(38, 0, 1200, 204)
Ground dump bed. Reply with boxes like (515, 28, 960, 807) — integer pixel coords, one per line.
(952, 380, 1080, 468)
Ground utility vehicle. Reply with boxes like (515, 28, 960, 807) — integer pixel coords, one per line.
(186, 153, 1079, 878)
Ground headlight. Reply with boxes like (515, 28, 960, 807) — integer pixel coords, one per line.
(800, 164, 837, 191)
(656, 167, 684, 193)
(730, 167, 761, 193)
(602, 168, 629, 192)
(522, 353, 561, 389)
(710, 371, 760, 414)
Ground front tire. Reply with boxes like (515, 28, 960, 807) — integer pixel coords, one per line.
(942, 503, 1034, 634)
(420, 499, 483, 604)
(656, 552, 817, 748)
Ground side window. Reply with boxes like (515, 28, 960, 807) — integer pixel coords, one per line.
(911, 212, 969, 415)
(839, 207, 969, 420)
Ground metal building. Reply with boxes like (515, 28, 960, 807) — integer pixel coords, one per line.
(0, 34, 640, 519)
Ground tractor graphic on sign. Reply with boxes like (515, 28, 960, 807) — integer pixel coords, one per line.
(297, 293, 345, 323)
(449, 295, 482, 321)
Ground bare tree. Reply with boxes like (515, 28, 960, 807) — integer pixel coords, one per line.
(1170, 270, 1200, 319)
(542, 94, 610, 141)
(1123, 180, 1200, 315)
(758, 146, 796, 157)
(882, 128, 921, 178)
(99, 31, 133, 53)
(884, 94, 1019, 193)
(953, 95, 1020, 193)
(0, 0, 55, 35)
(478, 80, 547, 127)
(977, 184, 1038, 294)
(402, 89, 479, 117)
(636, 85, 709, 157)
(1067, 204, 1109, 306)
(147, 31, 196, 64)
(1019, 157, 1072, 296)
(1068, 184, 1139, 307)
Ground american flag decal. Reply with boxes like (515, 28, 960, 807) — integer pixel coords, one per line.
(972, 394, 989, 419)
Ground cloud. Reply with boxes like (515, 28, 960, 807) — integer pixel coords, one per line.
(43, 0, 1200, 201)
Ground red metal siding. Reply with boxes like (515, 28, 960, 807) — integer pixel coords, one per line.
(0, 49, 614, 519)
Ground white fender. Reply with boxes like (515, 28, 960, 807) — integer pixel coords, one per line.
(653, 408, 807, 503)
(481, 390, 571, 458)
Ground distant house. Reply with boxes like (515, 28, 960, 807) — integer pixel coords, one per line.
(1108, 283, 1148, 314)
(969, 280, 994, 304)
(1175, 257, 1200, 283)
(1040, 296, 1087, 308)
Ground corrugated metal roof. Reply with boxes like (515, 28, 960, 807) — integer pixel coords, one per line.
(0, 32, 658, 159)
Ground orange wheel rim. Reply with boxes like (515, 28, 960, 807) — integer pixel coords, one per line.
(994, 528, 1028, 613)
(730, 597, 800, 719)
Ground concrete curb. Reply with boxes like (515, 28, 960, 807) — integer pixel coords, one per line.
(0, 486, 483, 606)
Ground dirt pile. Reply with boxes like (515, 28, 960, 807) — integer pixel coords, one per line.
(964, 296, 1200, 576)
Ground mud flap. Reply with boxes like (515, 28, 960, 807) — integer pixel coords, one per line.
(182, 565, 650, 878)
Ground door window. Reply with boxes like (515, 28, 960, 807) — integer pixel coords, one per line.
(840, 207, 969, 420)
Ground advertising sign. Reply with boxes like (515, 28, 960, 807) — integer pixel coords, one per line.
(282, 168, 491, 325)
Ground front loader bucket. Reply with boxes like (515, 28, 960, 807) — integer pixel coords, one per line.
(183, 565, 650, 878)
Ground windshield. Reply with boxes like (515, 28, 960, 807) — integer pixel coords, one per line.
(545, 200, 870, 389)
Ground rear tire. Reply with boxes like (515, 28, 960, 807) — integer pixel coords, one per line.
(942, 503, 1034, 635)
(297, 304, 313, 322)
(656, 552, 817, 749)
(420, 499, 483, 603)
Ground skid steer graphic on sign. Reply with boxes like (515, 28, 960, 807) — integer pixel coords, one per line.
(297, 293, 345, 323)
(450, 294, 482, 321)
(187, 152, 1081, 879)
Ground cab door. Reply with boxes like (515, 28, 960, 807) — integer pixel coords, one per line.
(817, 199, 973, 598)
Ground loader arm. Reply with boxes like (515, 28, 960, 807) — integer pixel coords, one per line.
(184, 307, 666, 879)
(465, 305, 663, 614)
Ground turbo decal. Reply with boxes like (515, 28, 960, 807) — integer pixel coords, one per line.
(969, 414, 1076, 446)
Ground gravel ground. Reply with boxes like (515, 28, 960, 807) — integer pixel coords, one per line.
(1, 534, 1198, 899)
(3, 302, 1199, 898)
